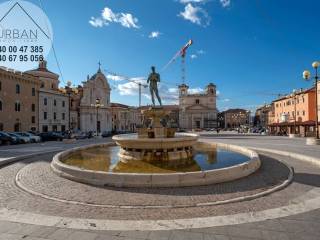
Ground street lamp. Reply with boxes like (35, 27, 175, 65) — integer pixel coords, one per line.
(303, 61, 319, 140)
(91, 98, 104, 135)
(290, 90, 298, 136)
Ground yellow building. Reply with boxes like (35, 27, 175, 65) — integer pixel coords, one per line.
(268, 88, 316, 136)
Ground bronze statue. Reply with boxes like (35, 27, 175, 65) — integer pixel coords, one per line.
(147, 66, 162, 106)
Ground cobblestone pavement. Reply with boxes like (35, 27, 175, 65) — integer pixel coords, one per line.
(0, 134, 319, 239)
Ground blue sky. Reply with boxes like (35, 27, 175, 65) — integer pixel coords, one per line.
(3, 0, 320, 111)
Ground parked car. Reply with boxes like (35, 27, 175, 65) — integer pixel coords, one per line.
(39, 132, 64, 142)
(101, 131, 112, 138)
(0, 132, 16, 145)
(17, 132, 41, 143)
(74, 132, 89, 140)
(8, 133, 30, 144)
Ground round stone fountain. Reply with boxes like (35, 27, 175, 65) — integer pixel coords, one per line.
(51, 106, 261, 188)
(113, 107, 198, 162)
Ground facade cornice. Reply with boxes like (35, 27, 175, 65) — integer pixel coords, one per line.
(0, 68, 40, 85)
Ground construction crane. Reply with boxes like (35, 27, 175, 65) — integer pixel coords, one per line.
(249, 92, 284, 98)
(105, 70, 148, 107)
(162, 39, 193, 84)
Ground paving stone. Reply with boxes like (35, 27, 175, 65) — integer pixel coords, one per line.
(94, 235, 130, 240)
(279, 219, 310, 233)
(24, 237, 50, 240)
(189, 226, 230, 235)
(6, 223, 42, 236)
(0, 233, 25, 240)
(0, 221, 20, 233)
(261, 230, 290, 240)
(203, 233, 230, 240)
(227, 226, 263, 239)
(288, 232, 320, 240)
(65, 231, 98, 240)
(45, 228, 74, 240)
(254, 220, 286, 232)
(229, 237, 260, 240)
(147, 231, 172, 240)
(93, 230, 122, 237)
(169, 231, 203, 240)
(27, 226, 58, 238)
(119, 231, 150, 239)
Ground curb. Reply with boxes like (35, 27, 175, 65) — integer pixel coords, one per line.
(249, 147, 320, 167)
(0, 150, 62, 168)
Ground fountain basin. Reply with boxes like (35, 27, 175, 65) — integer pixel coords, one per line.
(51, 142, 261, 188)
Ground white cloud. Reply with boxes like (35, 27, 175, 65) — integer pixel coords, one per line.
(189, 87, 204, 94)
(149, 31, 161, 39)
(89, 17, 106, 28)
(116, 77, 147, 96)
(190, 54, 198, 59)
(197, 49, 206, 54)
(102, 7, 116, 22)
(179, 0, 207, 3)
(178, 3, 210, 26)
(107, 74, 126, 82)
(117, 13, 140, 28)
(220, 0, 231, 8)
(117, 82, 204, 105)
(190, 49, 206, 59)
(89, 6, 140, 29)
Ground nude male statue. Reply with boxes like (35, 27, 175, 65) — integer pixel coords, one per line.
(147, 66, 162, 106)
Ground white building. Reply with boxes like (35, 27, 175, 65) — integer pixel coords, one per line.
(27, 61, 69, 132)
(79, 68, 112, 133)
(178, 83, 218, 129)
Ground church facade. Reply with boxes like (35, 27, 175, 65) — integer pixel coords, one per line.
(178, 83, 218, 130)
(79, 68, 112, 133)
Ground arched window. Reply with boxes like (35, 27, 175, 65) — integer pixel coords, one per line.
(0, 100, 2, 111)
(16, 84, 20, 94)
(15, 102, 21, 112)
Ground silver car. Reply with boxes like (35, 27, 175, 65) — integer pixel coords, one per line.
(17, 132, 41, 143)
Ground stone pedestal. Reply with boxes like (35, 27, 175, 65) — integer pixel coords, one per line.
(138, 107, 177, 139)
(137, 128, 148, 138)
(154, 127, 166, 138)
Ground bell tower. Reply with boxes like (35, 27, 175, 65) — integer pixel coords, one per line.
(179, 83, 189, 97)
(206, 83, 216, 96)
